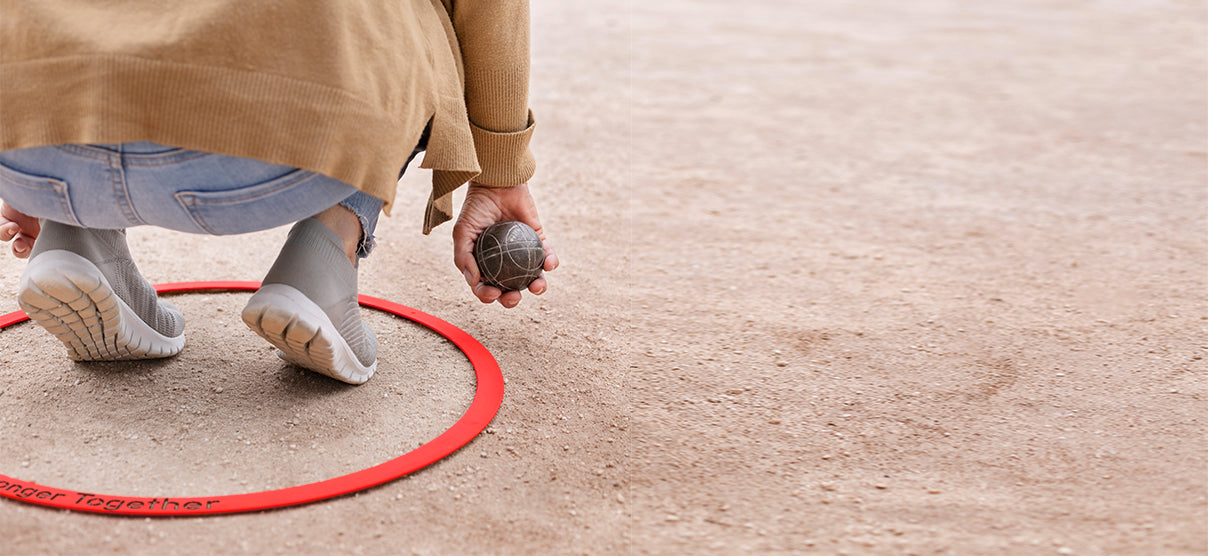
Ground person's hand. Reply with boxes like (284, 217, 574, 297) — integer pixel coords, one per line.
(453, 182, 558, 308)
(0, 202, 39, 259)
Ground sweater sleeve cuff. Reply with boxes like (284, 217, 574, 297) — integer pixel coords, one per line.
(469, 109, 537, 187)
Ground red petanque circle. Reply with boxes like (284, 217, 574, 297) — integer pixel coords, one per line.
(0, 281, 504, 516)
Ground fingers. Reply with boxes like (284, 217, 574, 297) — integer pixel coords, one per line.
(540, 235, 559, 272)
(453, 182, 557, 309)
(452, 221, 481, 289)
(0, 221, 18, 242)
(471, 281, 502, 304)
(497, 290, 523, 309)
(1, 202, 40, 258)
(470, 277, 545, 308)
(527, 276, 547, 296)
(456, 217, 505, 306)
(0, 202, 39, 240)
(12, 232, 34, 259)
(469, 282, 526, 308)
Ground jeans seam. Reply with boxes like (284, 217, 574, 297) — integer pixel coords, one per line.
(50, 181, 79, 226)
(173, 192, 220, 234)
(124, 152, 210, 166)
(110, 151, 145, 226)
(53, 144, 209, 166)
(53, 145, 113, 161)
(172, 170, 315, 235)
(174, 170, 313, 207)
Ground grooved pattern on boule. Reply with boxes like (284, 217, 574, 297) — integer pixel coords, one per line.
(473, 221, 545, 291)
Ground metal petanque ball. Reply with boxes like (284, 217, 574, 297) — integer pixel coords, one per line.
(473, 221, 546, 291)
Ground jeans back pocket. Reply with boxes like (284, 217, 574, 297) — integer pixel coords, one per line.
(0, 161, 80, 226)
(174, 169, 354, 235)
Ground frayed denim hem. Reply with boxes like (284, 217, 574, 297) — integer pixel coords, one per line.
(338, 191, 383, 260)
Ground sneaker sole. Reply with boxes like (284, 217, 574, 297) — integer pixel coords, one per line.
(17, 250, 185, 361)
(241, 284, 376, 385)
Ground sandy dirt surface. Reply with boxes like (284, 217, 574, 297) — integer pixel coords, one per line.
(0, 1, 1205, 554)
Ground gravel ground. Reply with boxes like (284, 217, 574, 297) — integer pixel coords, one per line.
(0, 1, 1204, 554)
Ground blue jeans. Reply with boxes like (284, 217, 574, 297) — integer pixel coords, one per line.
(0, 142, 384, 258)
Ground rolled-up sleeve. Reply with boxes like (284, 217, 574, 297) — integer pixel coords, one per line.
(450, 0, 536, 187)
(468, 109, 536, 186)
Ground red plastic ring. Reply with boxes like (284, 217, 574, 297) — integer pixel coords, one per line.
(0, 281, 503, 516)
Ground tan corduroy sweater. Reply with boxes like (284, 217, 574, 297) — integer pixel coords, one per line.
(0, 0, 535, 233)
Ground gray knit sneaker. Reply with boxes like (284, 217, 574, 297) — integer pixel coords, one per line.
(17, 221, 185, 360)
(241, 218, 377, 384)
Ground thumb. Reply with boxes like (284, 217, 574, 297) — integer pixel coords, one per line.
(452, 220, 480, 286)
